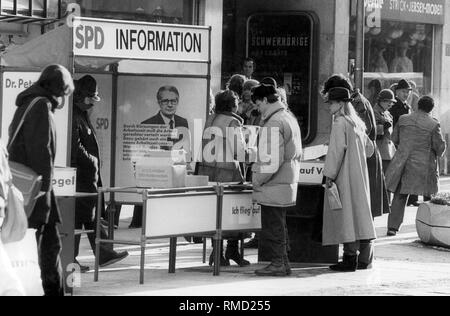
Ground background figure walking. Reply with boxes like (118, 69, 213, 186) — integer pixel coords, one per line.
(323, 87, 377, 272)
(8, 65, 74, 296)
(386, 96, 446, 236)
(71, 75, 128, 272)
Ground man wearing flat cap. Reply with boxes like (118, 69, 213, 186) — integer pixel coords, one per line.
(251, 84, 302, 277)
(71, 75, 128, 272)
(389, 79, 412, 128)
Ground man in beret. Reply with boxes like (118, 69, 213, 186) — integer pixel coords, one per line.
(251, 84, 302, 277)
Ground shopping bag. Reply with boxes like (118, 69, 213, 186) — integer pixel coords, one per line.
(8, 162, 42, 217)
(0, 237, 25, 296)
(0, 183, 28, 244)
(324, 182, 343, 211)
(3, 229, 44, 296)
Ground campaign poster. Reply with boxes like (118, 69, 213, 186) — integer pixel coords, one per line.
(115, 75, 208, 203)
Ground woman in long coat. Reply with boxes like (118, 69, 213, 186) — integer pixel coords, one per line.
(323, 87, 377, 272)
(322, 74, 390, 218)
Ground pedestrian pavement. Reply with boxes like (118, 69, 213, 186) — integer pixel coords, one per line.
(73, 203, 450, 296)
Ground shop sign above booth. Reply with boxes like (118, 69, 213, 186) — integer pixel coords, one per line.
(355, 0, 445, 25)
(72, 17, 210, 62)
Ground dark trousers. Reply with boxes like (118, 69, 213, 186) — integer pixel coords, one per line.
(260, 205, 289, 265)
(344, 240, 373, 265)
(35, 224, 64, 296)
(74, 197, 114, 259)
(388, 190, 409, 232)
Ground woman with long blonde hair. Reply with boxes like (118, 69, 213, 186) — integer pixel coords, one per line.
(323, 87, 377, 272)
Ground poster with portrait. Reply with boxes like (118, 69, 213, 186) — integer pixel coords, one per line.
(115, 75, 208, 203)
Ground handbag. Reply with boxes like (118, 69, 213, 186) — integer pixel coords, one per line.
(323, 182, 343, 211)
(7, 97, 44, 217)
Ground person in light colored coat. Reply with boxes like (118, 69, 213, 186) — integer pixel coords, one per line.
(252, 84, 302, 277)
(197, 90, 250, 267)
(323, 87, 377, 272)
(386, 96, 446, 236)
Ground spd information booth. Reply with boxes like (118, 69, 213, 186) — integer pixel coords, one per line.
(1, 17, 261, 286)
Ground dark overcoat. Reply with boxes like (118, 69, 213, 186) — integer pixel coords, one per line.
(353, 92, 390, 217)
(8, 85, 60, 228)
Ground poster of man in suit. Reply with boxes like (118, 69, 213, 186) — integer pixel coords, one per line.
(115, 76, 207, 200)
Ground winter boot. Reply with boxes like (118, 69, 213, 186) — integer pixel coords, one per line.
(209, 239, 230, 267)
(225, 240, 250, 267)
(329, 255, 358, 272)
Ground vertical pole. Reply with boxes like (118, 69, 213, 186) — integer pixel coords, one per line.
(169, 237, 177, 274)
(355, 0, 365, 92)
(214, 185, 224, 276)
(140, 190, 148, 285)
(202, 238, 207, 264)
(94, 190, 103, 282)
(108, 64, 119, 239)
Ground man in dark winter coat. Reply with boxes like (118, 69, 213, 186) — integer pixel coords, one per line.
(389, 79, 412, 128)
(8, 64, 74, 296)
(71, 75, 128, 271)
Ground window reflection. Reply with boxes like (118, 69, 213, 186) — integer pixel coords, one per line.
(350, 20, 433, 99)
(61, 0, 194, 24)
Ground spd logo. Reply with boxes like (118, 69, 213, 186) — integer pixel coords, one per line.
(75, 24, 105, 50)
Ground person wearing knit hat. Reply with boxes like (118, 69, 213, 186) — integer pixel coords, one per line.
(8, 64, 74, 296)
(373, 89, 397, 174)
(252, 84, 302, 277)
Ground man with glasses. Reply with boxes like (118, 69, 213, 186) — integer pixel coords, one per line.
(130, 86, 190, 229)
(142, 85, 189, 137)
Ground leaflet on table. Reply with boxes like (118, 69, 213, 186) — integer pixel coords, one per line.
(299, 144, 328, 185)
